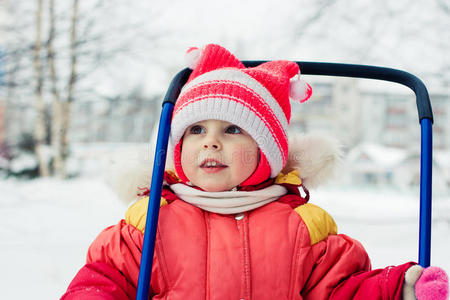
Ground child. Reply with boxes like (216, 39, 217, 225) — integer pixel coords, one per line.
(62, 44, 448, 299)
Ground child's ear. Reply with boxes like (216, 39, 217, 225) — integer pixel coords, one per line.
(283, 133, 343, 189)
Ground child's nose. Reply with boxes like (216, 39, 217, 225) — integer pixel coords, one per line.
(203, 136, 222, 150)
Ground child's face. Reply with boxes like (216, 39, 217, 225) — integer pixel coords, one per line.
(181, 120, 259, 192)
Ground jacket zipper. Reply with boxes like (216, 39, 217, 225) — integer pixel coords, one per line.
(205, 212, 211, 300)
(236, 212, 251, 300)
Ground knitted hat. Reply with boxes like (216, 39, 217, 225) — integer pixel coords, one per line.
(170, 44, 312, 186)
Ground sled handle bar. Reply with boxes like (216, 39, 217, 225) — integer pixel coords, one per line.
(136, 62, 433, 300)
(163, 62, 433, 123)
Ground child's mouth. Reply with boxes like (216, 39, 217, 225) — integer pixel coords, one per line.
(199, 159, 227, 173)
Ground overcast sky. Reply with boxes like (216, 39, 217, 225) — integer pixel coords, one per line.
(1, 0, 449, 97)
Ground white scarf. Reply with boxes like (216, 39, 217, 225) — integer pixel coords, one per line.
(169, 183, 288, 214)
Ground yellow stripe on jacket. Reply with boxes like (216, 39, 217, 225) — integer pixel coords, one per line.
(276, 170, 337, 245)
(294, 203, 338, 245)
(125, 197, 167, 234)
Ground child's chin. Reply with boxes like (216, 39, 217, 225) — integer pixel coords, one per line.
(200, 184, 233, 192)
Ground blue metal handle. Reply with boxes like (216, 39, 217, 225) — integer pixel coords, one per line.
(419, 118, 433, 267)
(135, 102, 174, 300)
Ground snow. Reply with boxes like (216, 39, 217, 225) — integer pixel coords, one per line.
(313, 187, 450, 270)
(0, 177, 126, 299)
(1, 168, 449, 299)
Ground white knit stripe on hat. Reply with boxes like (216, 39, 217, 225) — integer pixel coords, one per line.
(169, 97, 286, 177)
(180, 68, 289, 131)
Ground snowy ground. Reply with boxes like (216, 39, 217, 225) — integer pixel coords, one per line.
(0, 177, 125, 299)
(0, 173, 449, 299)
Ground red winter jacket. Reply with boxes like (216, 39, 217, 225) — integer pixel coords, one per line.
(62, 173, 414, 300)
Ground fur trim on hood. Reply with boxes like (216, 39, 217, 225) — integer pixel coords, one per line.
(108, 131, 342, 204)
(282, 133, 342, 189)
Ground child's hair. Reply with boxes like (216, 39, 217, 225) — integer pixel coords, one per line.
(169, 44, 312, 186)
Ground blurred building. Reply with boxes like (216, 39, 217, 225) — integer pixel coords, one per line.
(0, 48, 4, 147)
(69, 93, 161, 143)
(0, 102, 4, 145)
(345, 143, 450, 191)
(290, 77, 362, 148)
(431, 93, 450, 149)
(290, 77, 450, 190)
(292, 77, 450, 151)
(345, 143, 406, 186)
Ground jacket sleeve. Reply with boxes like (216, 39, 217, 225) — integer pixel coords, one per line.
(61, 261, 135, 300)
(301, 233, 415, 300)
(61, 220, 165, 300)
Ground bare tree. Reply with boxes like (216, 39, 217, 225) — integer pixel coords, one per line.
(33, 0, 51, 176)
(47, 0, 61, 176)
(2, 0, 163, 178)
(287, 0, 449, 74)
(47, 0, 79, 178)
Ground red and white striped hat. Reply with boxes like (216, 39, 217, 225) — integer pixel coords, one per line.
(170, 44, 312, 186)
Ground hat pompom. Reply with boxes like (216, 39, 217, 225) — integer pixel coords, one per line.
(290, 79, 312, 103)
(185, 47, 203, 70)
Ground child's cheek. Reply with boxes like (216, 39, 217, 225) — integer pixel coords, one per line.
(180, 141, 198, 172)
(231, 145, 258, 172)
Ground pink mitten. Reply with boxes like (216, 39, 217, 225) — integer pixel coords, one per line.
(403, 265, 449, 300)
(416, 266, 449, 300)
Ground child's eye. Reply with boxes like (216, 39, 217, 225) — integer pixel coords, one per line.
(189, 125, 205, 134)
(225, 125, 242, 134)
